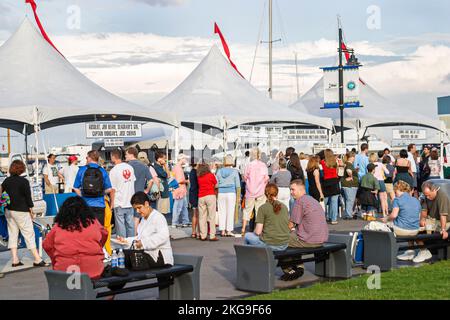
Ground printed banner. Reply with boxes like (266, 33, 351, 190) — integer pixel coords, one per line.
(322, 66, 360, 109)
(86, 122, 142, 139)
(392, 129, 426, 140)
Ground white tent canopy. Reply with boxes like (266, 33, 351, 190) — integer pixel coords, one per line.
(152, 45, 333, 131)
(127, 124, 223, 150)
(290, 77, 445, 132)
(0, 18, 178, 133)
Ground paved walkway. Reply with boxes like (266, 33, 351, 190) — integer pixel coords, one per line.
(0, 220, 368, 300)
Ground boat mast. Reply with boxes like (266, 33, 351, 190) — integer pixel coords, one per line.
(269, 0, 273, 99)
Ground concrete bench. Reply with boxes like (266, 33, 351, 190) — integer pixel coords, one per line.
(234, 234, 353, 293)
(45, 253, 202, 300)
(362, 230, 450, 271)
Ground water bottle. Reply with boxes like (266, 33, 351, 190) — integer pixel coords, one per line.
(118, 249, 125, 269)
(111, 250, 118, 268)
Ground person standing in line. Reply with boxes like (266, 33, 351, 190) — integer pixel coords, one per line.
(1, 160, 49, 267)
(383, 148, 395, 165)
(427, 149, 442, 180)
(383, 155, 396, 209)
(299, 153, 310, 193)
(305, 156, 324, 203)
(171, 154, 190, 228)
(354, 143, 370, 181)
(125, 147, 152, 232)
(419, 146, 431, 187)
(341, 152, 359, 220)
(73, 150, 114, 227)
(197, 164, 218, 241)
(43, 154, 64, 194)
(241, 148, 269, 236)
(216, 155, 241, 237)
(267, 149, 280, 177)
(60, 155, 79, 193)
(285, 147, 295, 170)
(370, 152, 389, 216)
(153, 152, 171, 215)
(109, 149, 136, 238)
(393, 149, 414, 190)
(321, 149, 341, 225)
(269, 158, 291, 209)
(138, 152, 160, 209)
(239, 151, 251, 176)
(189, 159, 200, 239)
(407, 144, 419, 195)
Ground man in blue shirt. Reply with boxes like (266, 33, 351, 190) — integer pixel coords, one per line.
(354, 143, 369, 181)
(73, 150, 114, 226)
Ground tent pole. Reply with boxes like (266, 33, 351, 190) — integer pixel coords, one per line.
(223, 119, 228, 160)
(440, 130, 444, 179)
(24, 125, 29, 163)
(174, 127, 180, 160)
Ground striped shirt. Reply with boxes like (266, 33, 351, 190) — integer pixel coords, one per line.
(290, 195, 329, 244)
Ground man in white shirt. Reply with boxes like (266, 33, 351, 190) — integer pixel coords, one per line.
(59, 155, 79, 193)
(407, 144, 418, 190)
(110, 149, 136, 238)
(43, 154, 64, 194)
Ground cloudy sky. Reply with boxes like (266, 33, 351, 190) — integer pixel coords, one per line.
(1, 0, 450, 151)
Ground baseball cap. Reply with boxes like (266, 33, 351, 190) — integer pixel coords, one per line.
(68, 155, 78, 162)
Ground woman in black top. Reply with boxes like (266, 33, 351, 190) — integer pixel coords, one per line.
(0, 160, 48, 267)
(189, 160, 200, 239)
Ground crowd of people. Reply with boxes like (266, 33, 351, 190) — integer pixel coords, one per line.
(0, 142, 448, 282)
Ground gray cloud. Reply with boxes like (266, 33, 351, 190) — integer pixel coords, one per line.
(130, 0, 186, 6)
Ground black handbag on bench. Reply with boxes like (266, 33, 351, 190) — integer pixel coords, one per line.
(124, 241, 166, 271)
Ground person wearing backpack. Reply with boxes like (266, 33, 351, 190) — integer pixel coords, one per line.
(73, 150, 114, 226)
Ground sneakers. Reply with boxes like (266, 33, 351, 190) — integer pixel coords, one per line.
(412, 250, 432, 263)
(397, 250, 416, 261)
(330, 221, 338, 225)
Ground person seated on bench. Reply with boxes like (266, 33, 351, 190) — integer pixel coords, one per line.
(421, 181, 450, 241)
(358, 163, 380, 221)
(244, 183, 290, 251)
(381, 181, 425, 263)
(117, 192, 174, 267)
(43, 197, 108, 279)
(280, 179, 329, 281)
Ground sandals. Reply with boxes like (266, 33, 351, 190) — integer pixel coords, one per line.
(12, 261, 24, 268)
(191, 233, 197, 239)
(33, 260, 50, 267)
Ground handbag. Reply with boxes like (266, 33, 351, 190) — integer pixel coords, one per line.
(124, 241, 165, 271)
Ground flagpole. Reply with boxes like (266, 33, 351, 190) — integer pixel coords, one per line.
(338, 16, 345, 144)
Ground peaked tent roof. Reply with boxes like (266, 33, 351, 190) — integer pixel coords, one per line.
(0, 18, 178, 133)
(152, 45, 333, 131)
(290, 77, 444, 132)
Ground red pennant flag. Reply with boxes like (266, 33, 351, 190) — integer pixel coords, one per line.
(341, 42, 351, 63)
(26, 0, 64, 57)
(214, 23, 244, 78)
(342, 40, 366, 86)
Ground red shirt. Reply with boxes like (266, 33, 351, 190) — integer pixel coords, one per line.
(43, 220, 108, 279)
(321, 160, 338, 180)
(197, 172, 217, 198)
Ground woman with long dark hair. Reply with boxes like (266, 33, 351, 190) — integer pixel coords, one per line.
(244, 183, 290, 251)
(306, 156, 324, 202)
(43, 197, 108, 279)
(287, 153, 305, 182)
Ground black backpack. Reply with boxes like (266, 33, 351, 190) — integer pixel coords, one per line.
(82, 166, 104, 198)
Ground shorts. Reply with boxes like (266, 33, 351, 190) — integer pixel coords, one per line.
(392, 225, 419, 237)
(378, 180, 386, 193)
(385, 183, 394, 194)
(157, 197, 170, 214)
(243, 195, 266, 221)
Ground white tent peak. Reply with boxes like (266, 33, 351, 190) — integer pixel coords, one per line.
(290, 77, 444, 132)
(153, 45, 333, 130)
(0, 18, 178, 133)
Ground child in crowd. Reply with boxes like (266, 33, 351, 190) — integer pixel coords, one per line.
(357, 163, 380, 221)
